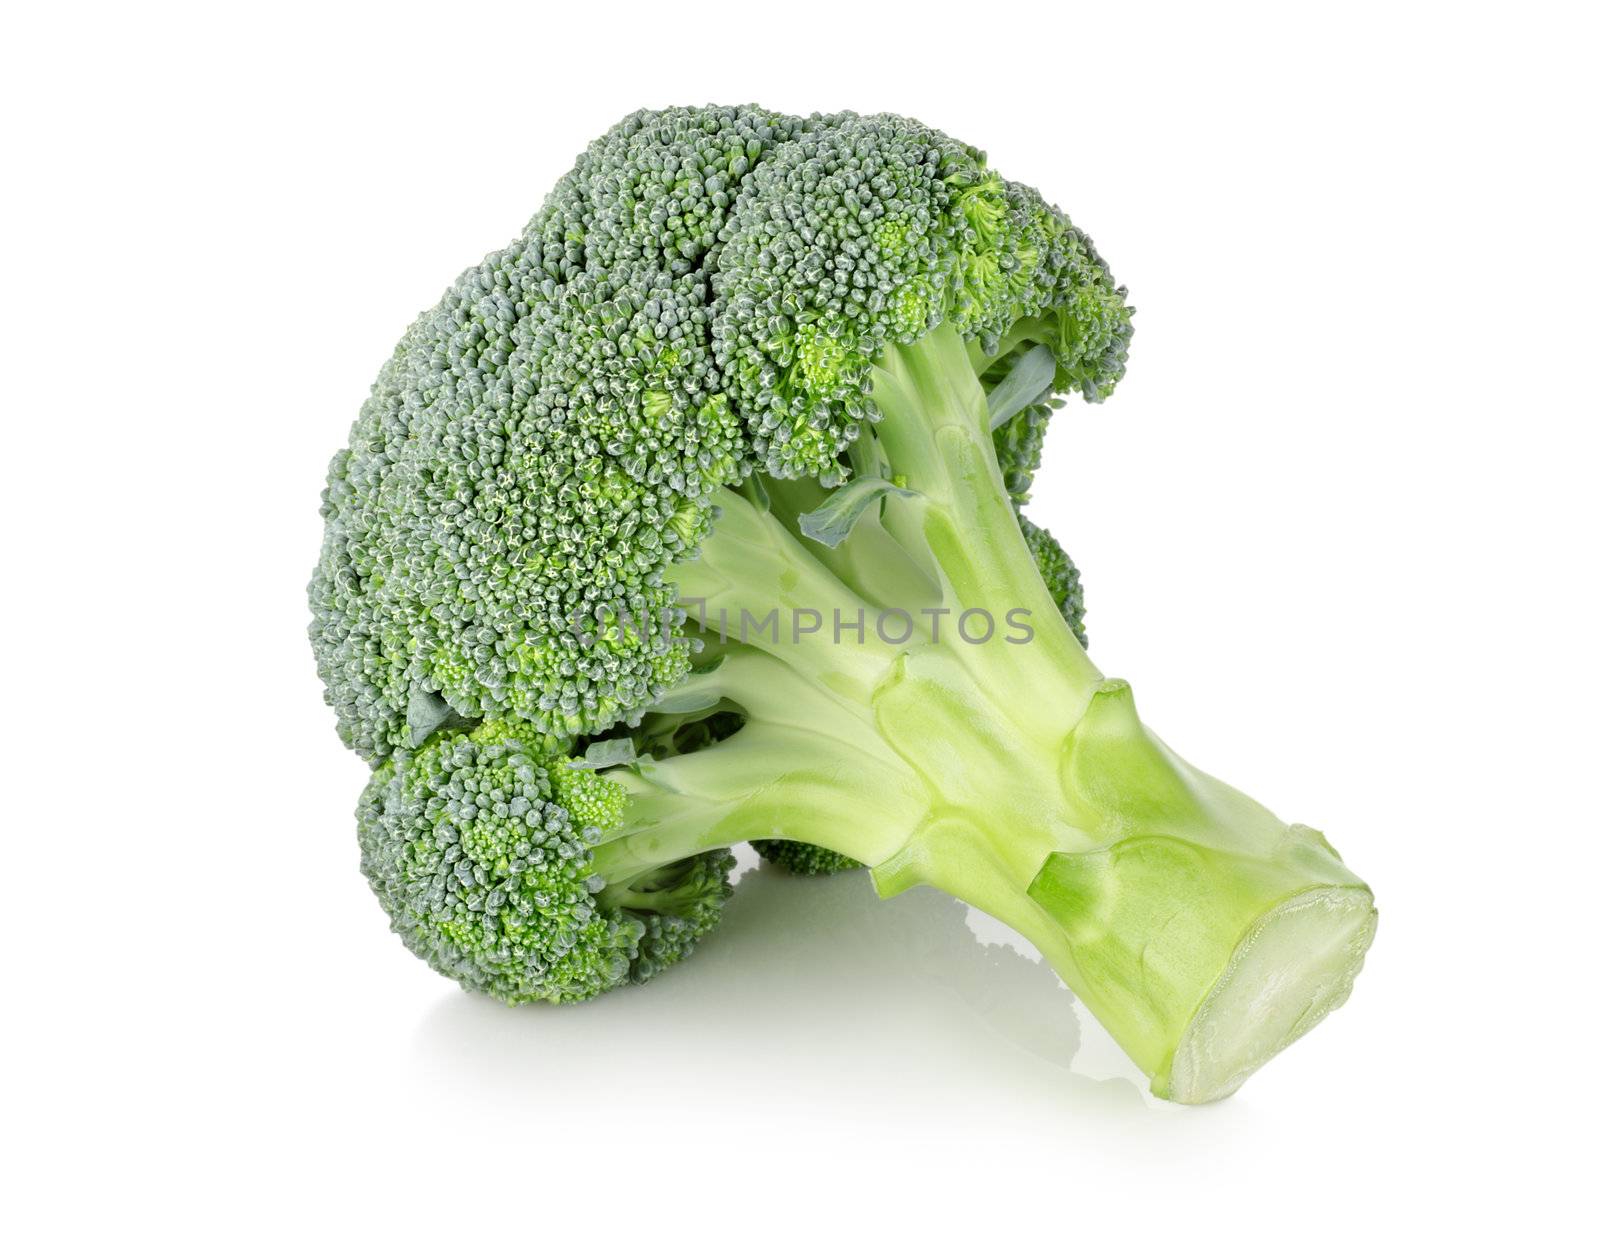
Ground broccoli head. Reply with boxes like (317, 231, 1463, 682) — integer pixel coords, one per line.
(311, 105, 1374, 1103)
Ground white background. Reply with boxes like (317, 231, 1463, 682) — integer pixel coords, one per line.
(5, 1, 1596, 1236)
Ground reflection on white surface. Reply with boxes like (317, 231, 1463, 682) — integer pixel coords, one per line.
(413, 851, 1153, 1124)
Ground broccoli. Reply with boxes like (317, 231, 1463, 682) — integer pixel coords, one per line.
(311, 105, 1376, 1103)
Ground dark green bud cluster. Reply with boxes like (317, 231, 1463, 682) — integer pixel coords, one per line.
(752, 838, 862, 876)
(992, 396, 1052, 506)
(311, 106, 1129, 761)
(357, 719, 731, 1002)
(711, 114, 1132, 479)
(311, 107, 818, 758)
(1019, 515, 1088, 648)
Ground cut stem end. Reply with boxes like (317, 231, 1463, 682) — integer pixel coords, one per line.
(1159, 887, 1378, 1104)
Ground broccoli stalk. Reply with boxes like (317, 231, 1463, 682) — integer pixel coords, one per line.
(586, 324, 1375, 1104)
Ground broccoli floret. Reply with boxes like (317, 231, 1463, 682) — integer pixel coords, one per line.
(751, 839, 860, 875)
(357, 720, 733, 1002)
(1019, 515, 1087, 647)
(311, 106, 817, 759)
(311, 106, 1375, 1104)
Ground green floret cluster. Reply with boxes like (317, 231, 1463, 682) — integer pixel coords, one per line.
(313, 104, 1375, 1105)
(751, 838, 860, 876)
(710, 115, 1128, 480)
(357, 719, 732, 1003)
(313, 107, 814, 759)
(1020, 515, 1087, 648)
(311, 106, 1125, 761)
